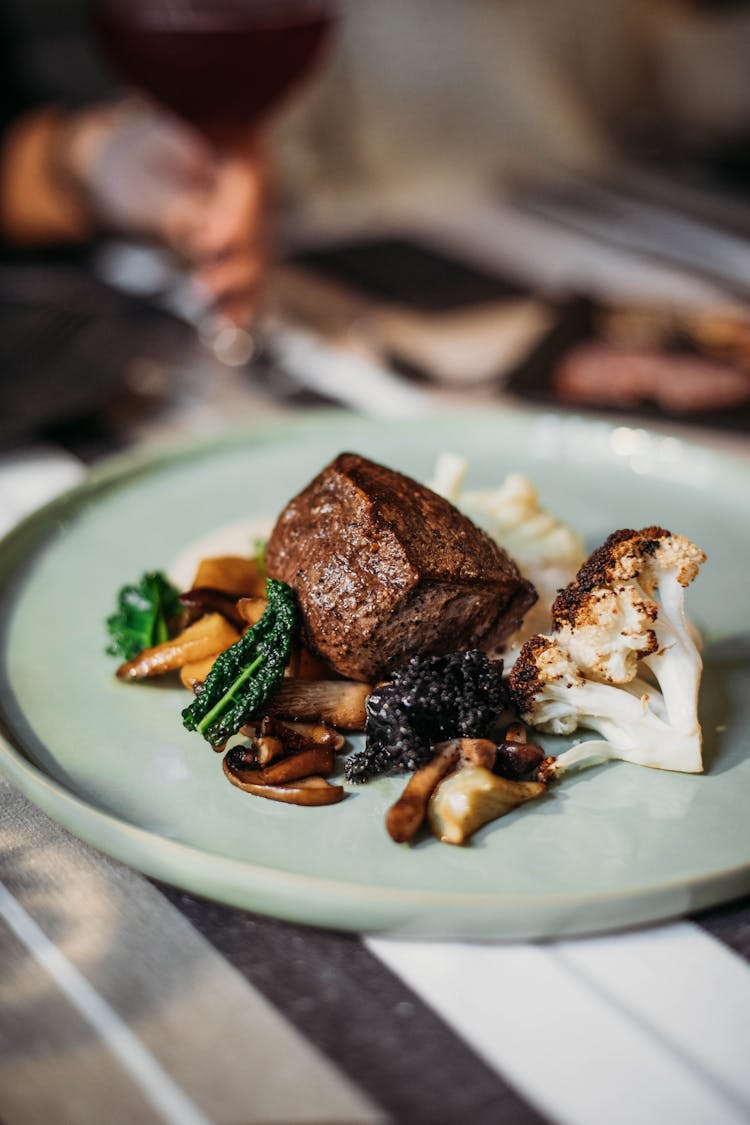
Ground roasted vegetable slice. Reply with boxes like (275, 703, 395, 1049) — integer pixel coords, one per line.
(117, 613, 239, 680)
(225, 743, 335, 784)
(180, 655, 219, 692)
(266, 679, 370, 730)
(494, 739, 545, 780)
(178, 587, 246, 629)
(223, 755, 344, 805)
(244, 717, 345, 754)
(386, 742, 461, 844)
(191, 556, 266, 597)
(236, 597, 269, 627)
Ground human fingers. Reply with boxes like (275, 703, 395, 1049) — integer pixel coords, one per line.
(194, 248, 265, 323)
(214, 290, 258, 328)
(187, 152, 268, 262)
(161, 189, 214, 257)
(141, 119, 216, 190)
(72, 102, 220, 239)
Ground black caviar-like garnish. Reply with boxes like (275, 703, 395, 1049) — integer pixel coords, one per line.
(345, 649, 507, 783)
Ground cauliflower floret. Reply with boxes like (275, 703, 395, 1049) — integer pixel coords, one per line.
(429, 452, 468, 506)
(551, 527, 706, 735)
(509, 527, 707, 779)
(509, 635, 585, 736)
(510, 634, 703, 777)
(463, 473, 584, 577)
(552, 583, 658, 685)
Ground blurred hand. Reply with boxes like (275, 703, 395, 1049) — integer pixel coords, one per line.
(64, 101, 268, 324)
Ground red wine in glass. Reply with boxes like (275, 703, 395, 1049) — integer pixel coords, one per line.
(91, 0, 336, 144)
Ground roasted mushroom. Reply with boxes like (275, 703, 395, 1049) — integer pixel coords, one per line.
(223, 751, 344, 806)
(494, 723, 545, 780)
(385, 742, 461, 844)
(428, 765, 546, 845)
(265, 679, 370, 730)
(117, 613, 239, 680)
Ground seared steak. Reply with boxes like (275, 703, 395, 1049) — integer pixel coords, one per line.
(265, 453, 537, 681)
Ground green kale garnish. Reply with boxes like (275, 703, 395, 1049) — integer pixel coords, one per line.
(106, 571, 181, 661)
(182, 578, 297, 748)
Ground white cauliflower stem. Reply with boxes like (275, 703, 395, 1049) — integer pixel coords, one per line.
(509, 527, 706, 778)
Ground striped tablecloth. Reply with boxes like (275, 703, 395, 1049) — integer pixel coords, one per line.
(1, 447, 749, 1125)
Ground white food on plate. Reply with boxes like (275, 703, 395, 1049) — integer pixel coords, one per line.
(428, 453, 586, 662)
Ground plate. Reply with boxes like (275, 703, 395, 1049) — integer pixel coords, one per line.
(1, 410, 749, 940)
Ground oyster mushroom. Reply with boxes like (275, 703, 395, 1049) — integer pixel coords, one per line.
(265, 679, 371, 730)
(428, 765, 545, 845)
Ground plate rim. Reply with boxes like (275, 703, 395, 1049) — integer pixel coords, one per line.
(1, 407, 749, 938)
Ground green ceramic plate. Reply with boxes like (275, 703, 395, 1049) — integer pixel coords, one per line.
(0, 410, 748, 940)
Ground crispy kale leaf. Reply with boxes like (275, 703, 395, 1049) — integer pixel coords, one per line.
(106, 571, 181, 661)
(182, 578, 297, 748)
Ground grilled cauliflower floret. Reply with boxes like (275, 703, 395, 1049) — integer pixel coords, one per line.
(510, 634, 703, 776)
(551, 527, 706, 734)
(509, 635, 586, 736)
(552, 583, 658, 685)
(509, 527, 707, 779)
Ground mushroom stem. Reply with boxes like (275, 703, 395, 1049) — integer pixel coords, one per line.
(385, 743, 461, 844)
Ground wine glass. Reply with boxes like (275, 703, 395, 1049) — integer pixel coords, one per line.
(91, 0, 336, 148)
(90, 0, 337, 364)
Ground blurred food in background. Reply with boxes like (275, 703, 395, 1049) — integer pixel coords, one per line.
(507, 298, 750, 429)
(3, 0, 750, 442)
(274, 236, 552, 386)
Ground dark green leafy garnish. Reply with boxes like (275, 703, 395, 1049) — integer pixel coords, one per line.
(182, 578, 297, 748)
(106, 571, 181, 661)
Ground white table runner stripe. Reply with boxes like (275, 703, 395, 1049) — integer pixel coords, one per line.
(367, 929, 750, 1125)
(554, 923, 750, 1112)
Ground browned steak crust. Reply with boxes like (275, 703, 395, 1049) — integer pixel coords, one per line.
(265, 453, 537, 681)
